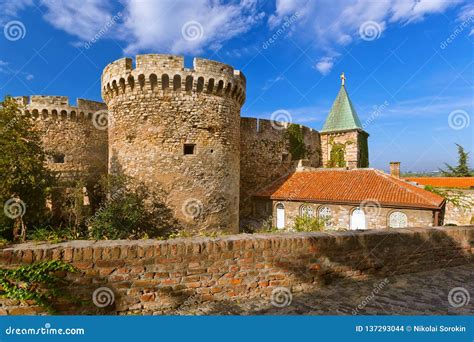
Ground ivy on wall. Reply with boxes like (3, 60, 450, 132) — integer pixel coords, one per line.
(0, 260, 78, 313)
(286, 124, 307, 160)
(327, 137, 353, 168)
(359, 135, 369, 167)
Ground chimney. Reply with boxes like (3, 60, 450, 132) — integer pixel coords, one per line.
(390, 162, 400, 178)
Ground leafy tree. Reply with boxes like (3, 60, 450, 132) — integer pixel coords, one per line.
(424, 186, 474, 210)
(440, 144, 472, 177)
(0, 97, 55, 242)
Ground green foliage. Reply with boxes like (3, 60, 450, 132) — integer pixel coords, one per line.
(327, 138, 353, 168)
(87, 175, 175, 240)
(440, 144, 472, 177)
(28, 225, 86, 243)
(293, 215, 325, 232)
(424, 186, 474, 210)
(0, 97, 56, 241)
(0, 260, 77, 313)
(359, 135, 369, 167)
(286, 124, 307, 160)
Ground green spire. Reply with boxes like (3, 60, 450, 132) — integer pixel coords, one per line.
(321, 73, 363, 133)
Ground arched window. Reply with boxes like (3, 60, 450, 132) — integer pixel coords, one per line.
(350, 207, 366, 230)
(197, 77, 204, 92)
(276, 203, 285, 229)
(389, 211, 408, 228)
(318, 206, 332, 227)
(162, 74, 169, 90)
(299, 205, 313, 217)
(185, 76, 193, 91)
(173, 75, 181, 90)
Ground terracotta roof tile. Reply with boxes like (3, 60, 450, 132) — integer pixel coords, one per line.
(405, 177, 474, 189)
(256, 169, 444, 209)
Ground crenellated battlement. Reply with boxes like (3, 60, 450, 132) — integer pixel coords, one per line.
(101, 54, 246, 106)
(14, 96, 107, 121)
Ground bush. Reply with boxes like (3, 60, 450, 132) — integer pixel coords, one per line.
(28, 225, 86, 243)
(87, 175, 177, 240)
(293, 215, 325, 232)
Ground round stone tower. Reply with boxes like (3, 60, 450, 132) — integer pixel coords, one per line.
(101, 54, 246, 233)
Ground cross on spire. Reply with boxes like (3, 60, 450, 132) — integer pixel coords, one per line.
(340, 72, 346, 86)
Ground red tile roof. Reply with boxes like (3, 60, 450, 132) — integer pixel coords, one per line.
(405, 177, 474, 189)
(256, 169, 444, 210)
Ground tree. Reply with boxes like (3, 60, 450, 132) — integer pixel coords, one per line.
(0, 97, 55, 242)
(440, 143, 472, 177)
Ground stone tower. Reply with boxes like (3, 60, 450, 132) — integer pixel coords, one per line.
(13, 95, 108, 182)
(320, 73, 369, 168)
(101, 54, 246, 233)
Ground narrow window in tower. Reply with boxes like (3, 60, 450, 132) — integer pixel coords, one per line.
(53, 153, 65, 163)
(184, 144, 196, 155)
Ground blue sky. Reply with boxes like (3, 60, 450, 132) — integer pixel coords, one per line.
(0, 0, 472, 172)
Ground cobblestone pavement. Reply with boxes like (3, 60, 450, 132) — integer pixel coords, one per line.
(172, 264, 473, 315)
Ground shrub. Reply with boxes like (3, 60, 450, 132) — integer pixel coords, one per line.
(28, 225, 86, 243)
(293, 215, 326, 232)
(87, 175, 177, 240)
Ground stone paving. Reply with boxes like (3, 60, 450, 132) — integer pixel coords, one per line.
(171, 264, 473, 315)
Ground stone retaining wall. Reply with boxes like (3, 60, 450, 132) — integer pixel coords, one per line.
(0, 226, 472, 315)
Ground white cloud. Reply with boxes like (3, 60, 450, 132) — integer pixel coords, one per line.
(268, 0, 462, 53)
(25, 74, 34, 81)
(314, 57, 334, 75)
(0, 0, 33, 24)
(122, 0, 264, 54)
(262, 75, 285, 90)
(39, 0, 117, 41)
(457, 3, 474, 36)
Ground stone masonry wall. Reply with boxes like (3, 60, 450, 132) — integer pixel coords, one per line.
(240, 118, 321, 218)
(266, 200, 435, 229)
(14, 96, 108, 182)
(444, 191, 474, 225)
(321, 130, 368, 168)
(102, 54, 246, 233)
(0, 226, 471, 315)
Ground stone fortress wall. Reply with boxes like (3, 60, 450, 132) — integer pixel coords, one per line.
(13, 55, 324, 231)
(240, 118, 321, 217)
(101, 54, 246, 233)
(13, 95, 108, 182)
